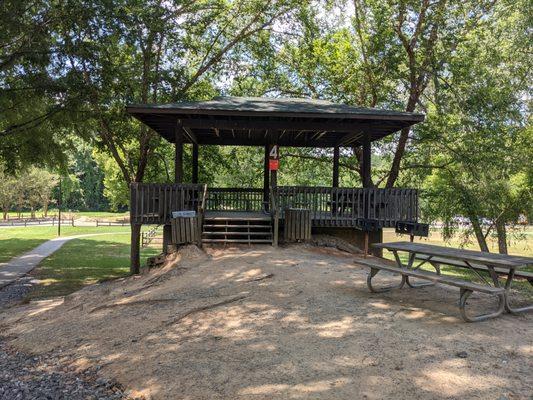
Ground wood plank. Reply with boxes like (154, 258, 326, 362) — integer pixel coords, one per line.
(355, 258, 505, 294)
(415, 255, 533, 280)
(373, 241, 533, 269)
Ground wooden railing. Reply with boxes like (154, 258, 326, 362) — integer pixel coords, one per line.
(205, 188, 265, 212)
(130, 184, 418, 228)
(130, 183, 205, 224)
(275, 186, 418, 227)
(141, 225, 162, 247)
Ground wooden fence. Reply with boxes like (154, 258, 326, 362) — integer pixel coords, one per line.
(130, 184, 419, 228)
(276, 186, 418, 228)
(0, 217, 74, 227)
(130, 183, 205, 224)
(141, 225, 162, 247)
(206, 188, 265, 212)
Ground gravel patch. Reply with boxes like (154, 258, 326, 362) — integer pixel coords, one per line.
(0, 277, 36, 310)
(0, 340, 127, 400)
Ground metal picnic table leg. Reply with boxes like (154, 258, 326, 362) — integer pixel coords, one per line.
(502, 269, 533, 314)
(366, 267, 406, 293)
(397, 251, 436, 289)
(459, 263, 505, 322)
(459, 288, 505, 322)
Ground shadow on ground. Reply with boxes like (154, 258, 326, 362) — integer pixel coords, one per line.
(1, 245, 531, 400)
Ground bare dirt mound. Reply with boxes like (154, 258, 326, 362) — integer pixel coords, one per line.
(1, 245, 531, 400)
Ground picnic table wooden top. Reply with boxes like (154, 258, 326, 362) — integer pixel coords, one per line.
(373, 241, 533, 269)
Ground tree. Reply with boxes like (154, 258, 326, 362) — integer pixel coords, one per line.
(12, 174, 29, 217)
(0, 165, 15, 219)
(414, 0, 532, 253)
(0, 0, 75, 170)
(250, 0, 499, 187)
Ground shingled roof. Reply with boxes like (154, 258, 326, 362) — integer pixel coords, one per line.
(126, 96, 424, 147)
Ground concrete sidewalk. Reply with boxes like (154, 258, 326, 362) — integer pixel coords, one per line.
(0, 233, 129, 289)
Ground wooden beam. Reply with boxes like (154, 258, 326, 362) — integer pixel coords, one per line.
(338, 131, 363, 146)
(192, 143, 199, 183)
(263, 144, 269, 208)
(181, 118, 374, 133)
(182, 126, 197, 144)
(175, 124, 184, 183)
(332, 146, 340, 187)
(130, 224, 141, 274)
(312, 131, 327, 140)
(362, 135, 371, 188)
(270, 136, 279, 189)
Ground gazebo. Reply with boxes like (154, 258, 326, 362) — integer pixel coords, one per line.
(126, 96, 426, 272)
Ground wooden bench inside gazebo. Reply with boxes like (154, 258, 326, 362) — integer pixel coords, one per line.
(126, 97, 426, 272)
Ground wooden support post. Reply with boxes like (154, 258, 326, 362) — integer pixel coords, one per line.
(270, 143, 278, 189)
(130, 224, 141, 274)
(192, 143, 199, 184)
(163, 224, 172, 254)
(175, 125, 184, 183)
(270, 167, 277, 188)
(263, 145, 270, 208)
(364, 231, 369, 258)
(332, 145, 340, 187)
(362, 135, 371, 188)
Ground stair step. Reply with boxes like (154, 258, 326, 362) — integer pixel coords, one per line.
(203, 231, 271, 236)
(201, 214, 273, 245)
(202, 239, 273, 243)
(203, 217, 270, 222)
(203, 224, 270, 228)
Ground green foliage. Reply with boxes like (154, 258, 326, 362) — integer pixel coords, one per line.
(0, 164, 16, 218)
(1, 0, 530, 254)
(411, 0, 532, 251)
(28, 233, 158, 298)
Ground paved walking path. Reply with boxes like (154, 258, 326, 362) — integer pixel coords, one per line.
(0, 233, 128, 289)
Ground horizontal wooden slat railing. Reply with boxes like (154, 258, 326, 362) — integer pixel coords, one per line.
(130, 183, 205, 225)
(275, 186, 418, 228)
(130, 184, 418, 228)
(205, 188, 265, 212)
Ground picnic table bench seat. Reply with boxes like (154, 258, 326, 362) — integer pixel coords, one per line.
(355, 258, 505, 295)
(355, 258, 505, 322)
(414, 254, 533, 284)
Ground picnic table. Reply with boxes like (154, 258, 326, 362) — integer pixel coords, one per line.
(356, 241, 533, 322)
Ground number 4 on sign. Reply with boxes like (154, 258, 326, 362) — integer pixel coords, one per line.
(269, 145, 279, 159)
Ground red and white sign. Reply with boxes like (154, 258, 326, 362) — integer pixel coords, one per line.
(268, 144, 279, 171)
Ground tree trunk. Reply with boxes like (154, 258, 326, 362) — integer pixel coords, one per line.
(43, 201, 48, 217)
(386, 127, 410, 188)
(130, 224, 142, 275)
(468, 214, 490, 253)
(495, 220, 508, 255)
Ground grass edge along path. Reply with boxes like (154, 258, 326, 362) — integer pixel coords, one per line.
(0, 226, 139, 264)
(27, 232, 159, 299)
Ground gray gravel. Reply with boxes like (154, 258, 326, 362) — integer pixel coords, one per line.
(0, 277, 36, 310)
(0, 340, 126, 400)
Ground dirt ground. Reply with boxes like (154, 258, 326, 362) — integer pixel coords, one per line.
(1, 245, 531, 400)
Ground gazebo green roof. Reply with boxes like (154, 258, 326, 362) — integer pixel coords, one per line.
(126, 96, 424, 147)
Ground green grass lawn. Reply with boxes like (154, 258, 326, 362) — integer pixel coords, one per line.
(27, 233, 159, 299)
(4, 210, 129, 220)
(383, 226, 533, 257)
(0, 226, 132, 264)
(1, 225, 161, 299)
